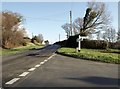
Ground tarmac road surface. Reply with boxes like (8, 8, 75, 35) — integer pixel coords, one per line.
(2, 44, 119, 88)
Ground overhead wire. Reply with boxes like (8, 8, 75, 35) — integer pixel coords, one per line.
(24, 11, 68, 22)
(25, 16, 67, 22)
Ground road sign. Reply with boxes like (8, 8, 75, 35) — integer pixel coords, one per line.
(77, 35, 88, 52)
(76, 36, 88, 42)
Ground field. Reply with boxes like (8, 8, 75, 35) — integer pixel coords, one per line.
(0, 43, 44, 56)
(57, 47, 119, 64)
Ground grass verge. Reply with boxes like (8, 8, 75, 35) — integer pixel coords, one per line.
(0, 43, 45, 56)
(57, 47, 119, 64)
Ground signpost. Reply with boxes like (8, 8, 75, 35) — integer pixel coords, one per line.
(77, 35, 88, 52)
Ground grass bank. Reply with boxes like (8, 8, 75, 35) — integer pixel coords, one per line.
(57, 47, 119, 64)
(0, 43, 45, 56)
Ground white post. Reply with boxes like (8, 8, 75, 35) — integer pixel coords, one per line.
(78, 35, 81, 52)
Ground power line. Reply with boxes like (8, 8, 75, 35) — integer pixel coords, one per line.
(41, 11, 68, 17)
(24, 11, 69, 22)
(25, 16, 67, 22)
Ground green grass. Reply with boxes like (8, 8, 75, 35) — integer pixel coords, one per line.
(0, 44, 45, 56)
(57, 47, 120, 64)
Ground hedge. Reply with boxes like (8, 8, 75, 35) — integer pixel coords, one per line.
(55, 35, 108, 49)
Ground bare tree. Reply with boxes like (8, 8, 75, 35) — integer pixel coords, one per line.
(73, 17, 83, 34)
(73, 23, 79, 35)
(61, 23, 71, 38)
(88, 33, 93, 40)
(96, 31, 102, 40)
(38, 34, 44, 44)
(73, 2, 111, 36)
(117, 28, 120, 42)
(87, 2, 111, 26)
(31, 34, 44, 44)
(102, 27, 116, 42)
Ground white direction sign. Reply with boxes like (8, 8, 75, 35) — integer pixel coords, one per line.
(77, 35, 88, 52)
(76, 36, 88, 42)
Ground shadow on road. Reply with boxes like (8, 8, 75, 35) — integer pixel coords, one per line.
(64, 76, 119, 86)
(26, 53, 49, 57)
(29, 45, 51, 51)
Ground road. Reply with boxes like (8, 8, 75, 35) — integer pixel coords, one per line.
(2, 44, 119, 88)
(2, 45, 59, 87)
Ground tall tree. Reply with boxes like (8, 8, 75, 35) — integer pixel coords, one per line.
(73, 17, 83, 34)
(74, 2, 111, 36)
(61, 23, 71, 38)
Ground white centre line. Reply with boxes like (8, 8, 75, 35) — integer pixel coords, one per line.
(28, 68, 36, 71)
(52, 53, 56, 57)
(19, 72, 29, 77)
(5, 54, 56, 85)
(44, 60, 48, 62)
(35, 64, 41, 68)
(5, 78, 20, 85)
(40, 62, 44, 65)
(48, 54, 56, 60)
(48, 56, 52, 60)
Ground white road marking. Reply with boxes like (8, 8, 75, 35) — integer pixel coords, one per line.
(5, 78, 20, 85)
(5, 54, 57, 85)
(35, 64, 40, 68)
(44, 60, 48, 62)
(19, 72, 29, 77)
(52, 53, 56, 57)
(48, 56, 52, 60)
(28, 68, 36, 71)
(48, 53, 56, 60)
(40, 62, 44, 65)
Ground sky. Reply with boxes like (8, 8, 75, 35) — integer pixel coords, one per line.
(1, 1, 119, 44)
(118, 2, 120, 30)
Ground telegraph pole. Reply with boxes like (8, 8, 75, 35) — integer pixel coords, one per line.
(59, 34, 60, 42)
(32, 33, 34, 38)
(70, 10, 72, 36)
